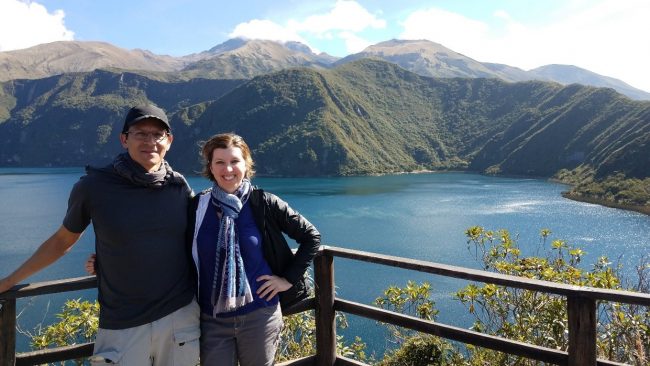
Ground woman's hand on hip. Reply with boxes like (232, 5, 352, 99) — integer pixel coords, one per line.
(256, 275, 292, 301)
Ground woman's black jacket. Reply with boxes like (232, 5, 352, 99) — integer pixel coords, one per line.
(187, 187, 321, 310)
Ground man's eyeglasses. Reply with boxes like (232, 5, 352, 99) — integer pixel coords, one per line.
(125, 131, 170, 142)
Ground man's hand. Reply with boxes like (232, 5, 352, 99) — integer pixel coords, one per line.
(0, 276, 15, 294)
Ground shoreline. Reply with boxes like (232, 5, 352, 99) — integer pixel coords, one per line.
(561, 192, 650, 216)
(3, 166, 648, 216)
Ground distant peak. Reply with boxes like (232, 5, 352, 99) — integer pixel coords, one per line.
(206, 38, 316, 56)
(284, 41, 314, 55)
(374, 39, 443, 46)
(532, 64, 582, 71)
(363, 39, 449, 53)
(207, 38, 248, 54)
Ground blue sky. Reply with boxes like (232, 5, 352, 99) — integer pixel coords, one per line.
(1, 0, 649, 92)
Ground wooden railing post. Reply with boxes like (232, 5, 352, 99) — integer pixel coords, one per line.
(0, 299, 17, 366)
(314, 252, 336, 366)
(567, 295, 597, 366)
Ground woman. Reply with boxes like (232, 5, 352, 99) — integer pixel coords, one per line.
(189, 133, 321, 365)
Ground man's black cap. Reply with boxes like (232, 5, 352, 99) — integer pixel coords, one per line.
(122, 104, 170, 133)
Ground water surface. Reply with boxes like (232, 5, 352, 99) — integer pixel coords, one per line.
(1, 168, 647, 354)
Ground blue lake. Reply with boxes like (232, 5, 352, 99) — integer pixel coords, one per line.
(1, 168, 648, 355)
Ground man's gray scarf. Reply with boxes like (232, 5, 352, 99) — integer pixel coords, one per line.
(112, 153, 189, 188)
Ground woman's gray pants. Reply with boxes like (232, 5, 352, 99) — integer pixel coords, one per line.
(200, 304, 283, 366)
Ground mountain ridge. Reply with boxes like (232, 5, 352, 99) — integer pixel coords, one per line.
(1, 59, 647, 180)
(2, 38, 648, 100)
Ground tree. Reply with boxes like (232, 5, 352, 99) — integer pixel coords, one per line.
(457, 226, 649, 365)
(29, 298, 99, 366)
(372, 227, 648, 365)
(374, 281, 463, 366)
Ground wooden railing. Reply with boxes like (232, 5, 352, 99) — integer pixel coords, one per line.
(2, 246, 649, 366)
(0, 276, 97, 366)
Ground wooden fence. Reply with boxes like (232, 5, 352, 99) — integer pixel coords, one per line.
(2, 245, 649, 365)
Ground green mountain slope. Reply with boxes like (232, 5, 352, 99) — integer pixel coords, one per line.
(0, 70, 243, 167)
(177, 59, 650, 177)
(469, 84, 650, 177)
(0, 60, 648, 181)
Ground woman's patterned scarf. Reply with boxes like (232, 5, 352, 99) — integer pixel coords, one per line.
(209, 179, 254, 315)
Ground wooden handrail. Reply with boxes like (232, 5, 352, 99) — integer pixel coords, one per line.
(2, 246, 648, 366)
(15, 343, 94, 366)
(336, 298, 568, 363)
(0, 276, 97, 300)
(321, 246, 650, 306)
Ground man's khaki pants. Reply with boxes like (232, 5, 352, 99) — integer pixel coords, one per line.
(90, 300, 200, 365)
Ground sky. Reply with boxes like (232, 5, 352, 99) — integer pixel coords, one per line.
(1, 0, 649, 92)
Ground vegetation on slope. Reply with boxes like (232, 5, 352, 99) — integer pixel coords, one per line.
(0, 59, 649, 185)
(555, 166, 650, 214)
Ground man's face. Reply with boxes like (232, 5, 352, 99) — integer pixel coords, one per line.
(119, 119, 173, 172)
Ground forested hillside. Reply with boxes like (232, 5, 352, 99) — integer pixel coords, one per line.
(1, 59, 648, 181)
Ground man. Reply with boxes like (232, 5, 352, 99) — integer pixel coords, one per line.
(0, 104, 199, 365)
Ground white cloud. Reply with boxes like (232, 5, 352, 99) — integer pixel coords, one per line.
(0, 0, 74, 51)
(399, 0, 650, 92)
(493, 10, 510, 21)
(400, 8, 490, 54)
(540, 0, 650, 91)
(290, 0, 386, 36)
(229, 0, 384, 55)
(338, 31, 372, 54)
(229, 19, 306, 44)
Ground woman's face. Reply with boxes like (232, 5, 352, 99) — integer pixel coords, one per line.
(210, 146, 247, 194)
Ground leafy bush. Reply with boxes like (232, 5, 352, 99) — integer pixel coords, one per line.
(458, 226, 649, 365)
(276, 309, 368, 362)
(376, 335, 444, 366)
(27, 298, 99, 366)
(374, 281, 462, 365)
(372, 227, 648, 365)
(30, 299, 98, 350)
